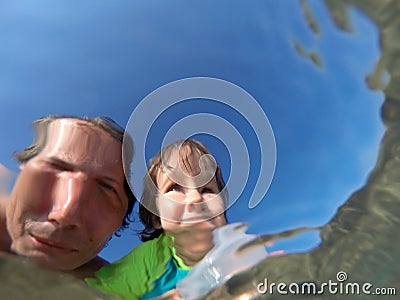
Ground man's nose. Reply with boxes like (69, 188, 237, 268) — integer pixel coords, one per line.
(48, 173, 88, 229)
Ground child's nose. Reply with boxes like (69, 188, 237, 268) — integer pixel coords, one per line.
(186, 189, 203, 204)
(185, 189, 203, 213)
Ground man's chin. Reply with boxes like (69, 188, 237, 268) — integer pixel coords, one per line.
(15, 248, 79, 272)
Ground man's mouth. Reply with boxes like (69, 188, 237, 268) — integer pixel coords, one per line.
(29, 234, 77, 252)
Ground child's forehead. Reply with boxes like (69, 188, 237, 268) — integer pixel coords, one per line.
(160, 144, 195, 164)
(156, 148, 217, 188)
(162, 147, 215, 172)
(162, 143, 200, 158)
(156, 168, 218, 190)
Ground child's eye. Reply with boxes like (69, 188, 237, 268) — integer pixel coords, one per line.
(201, 187, 216, 194)
(168, 185, 183, 193)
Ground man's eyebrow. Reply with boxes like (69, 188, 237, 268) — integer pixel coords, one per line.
(47, 157, 121, 185)
(46, 157, 75, 169)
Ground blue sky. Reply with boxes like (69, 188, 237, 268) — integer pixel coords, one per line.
(0, 0, 384, 261)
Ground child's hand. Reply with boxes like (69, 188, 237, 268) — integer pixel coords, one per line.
(151, 289, 182, 300)
(168, 216, 226, 266)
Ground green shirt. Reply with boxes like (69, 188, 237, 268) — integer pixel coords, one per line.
(85, 234, 191, 300)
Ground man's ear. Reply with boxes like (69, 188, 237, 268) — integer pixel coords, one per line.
(151, 215, 162, 229)
(1, 163, 15, 201)
(18, 160, 29, 171)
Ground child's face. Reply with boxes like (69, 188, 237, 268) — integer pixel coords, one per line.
(155, 150, 226, 233)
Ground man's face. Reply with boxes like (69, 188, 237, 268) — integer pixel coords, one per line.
(6, 119, 129, 270)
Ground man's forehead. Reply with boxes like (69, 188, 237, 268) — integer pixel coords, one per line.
(48, 118, 99, 134)
(46, 118, 115, 142)
(42, 118, 122, 166)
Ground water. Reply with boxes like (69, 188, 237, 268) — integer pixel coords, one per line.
(204, 0, 400, 298)
(0, 0, 399, 299)
(0, 252, 113, 300)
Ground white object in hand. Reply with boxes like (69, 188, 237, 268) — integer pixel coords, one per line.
(177, 223, 268, 300)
